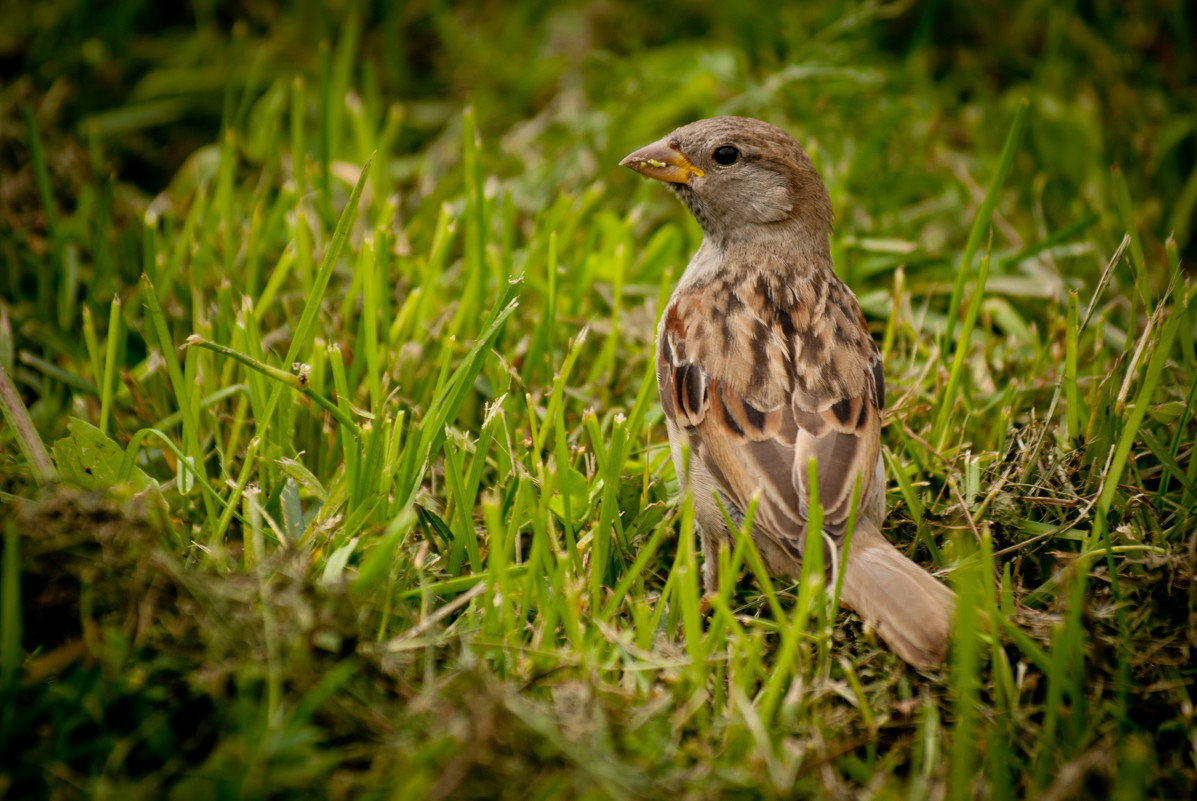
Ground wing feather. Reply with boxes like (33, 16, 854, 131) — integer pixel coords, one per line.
(657, 272, 886, 565)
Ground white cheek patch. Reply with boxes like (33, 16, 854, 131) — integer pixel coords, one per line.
(732, 170, 792, 224)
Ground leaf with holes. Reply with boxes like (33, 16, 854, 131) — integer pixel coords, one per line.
(52, 417, 157, 492)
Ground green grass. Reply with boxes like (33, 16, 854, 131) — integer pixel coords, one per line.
(2, 1, 1196, 798)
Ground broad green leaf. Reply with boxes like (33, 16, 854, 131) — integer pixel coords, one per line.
(52, 417, 157, 492)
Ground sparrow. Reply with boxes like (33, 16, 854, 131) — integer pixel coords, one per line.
(621, 116, 955, 669)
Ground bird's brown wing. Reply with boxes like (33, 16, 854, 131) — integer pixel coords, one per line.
(657, 272, 885, 563)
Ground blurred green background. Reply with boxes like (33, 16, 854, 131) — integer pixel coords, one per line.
(4, 0, 1193, 282)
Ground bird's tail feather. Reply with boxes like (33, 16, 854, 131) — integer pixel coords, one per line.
(837, 529, 956, 669)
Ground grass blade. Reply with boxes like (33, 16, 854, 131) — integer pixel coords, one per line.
(942, 98, 1029, 350)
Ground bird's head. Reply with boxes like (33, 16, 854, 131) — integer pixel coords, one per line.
(620, 116, 833, 246)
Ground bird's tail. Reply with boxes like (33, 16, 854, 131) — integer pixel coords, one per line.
(836, 527, 956, 670)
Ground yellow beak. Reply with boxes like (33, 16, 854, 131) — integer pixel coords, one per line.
(620, 139, 704, 184)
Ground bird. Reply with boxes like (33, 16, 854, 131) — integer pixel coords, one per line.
(620, 116, 955, 669)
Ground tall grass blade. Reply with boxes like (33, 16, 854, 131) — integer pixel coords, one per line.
(942, 98, 1029, 350)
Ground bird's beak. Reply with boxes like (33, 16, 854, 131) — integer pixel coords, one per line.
(620, 139, 704, 184)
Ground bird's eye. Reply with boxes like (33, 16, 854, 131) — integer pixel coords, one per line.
(713, 145, 739, 165)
